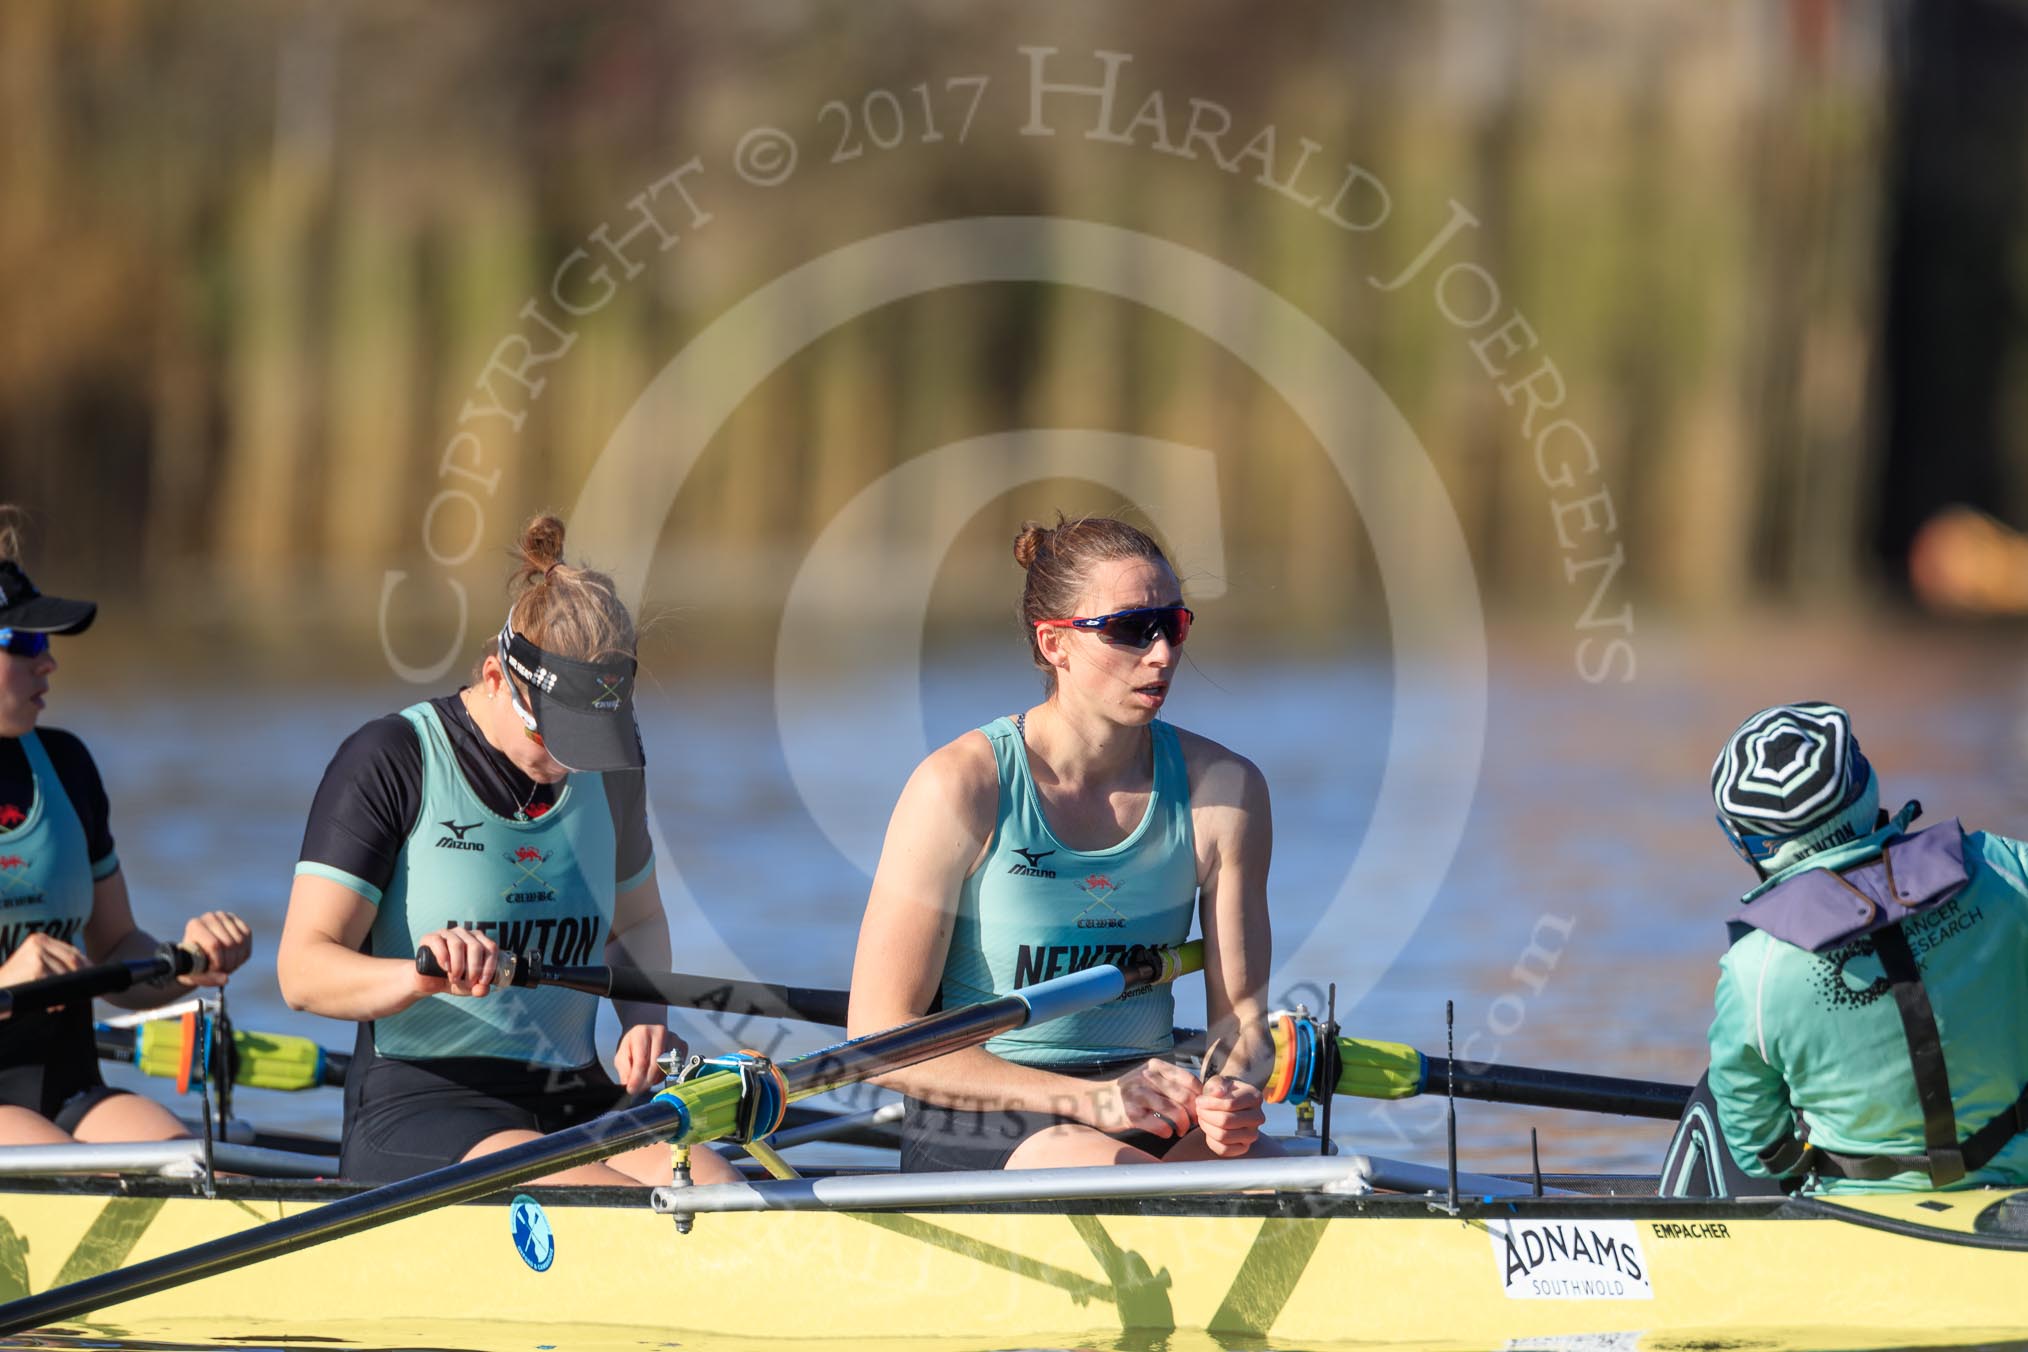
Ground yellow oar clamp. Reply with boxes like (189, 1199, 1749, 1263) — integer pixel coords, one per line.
(1334, 1036, 1425, 1101)
(137, 1019, 328, 1093)
(684, 1050, 789, 1143)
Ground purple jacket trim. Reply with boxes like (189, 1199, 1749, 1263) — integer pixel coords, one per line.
(1730, 820, 1970, 954)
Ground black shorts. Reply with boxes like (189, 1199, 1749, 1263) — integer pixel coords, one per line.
(340, 1026, 640, 1183)
(0, 1004, 138, 1134)
(899, 1071, 1176, 1172)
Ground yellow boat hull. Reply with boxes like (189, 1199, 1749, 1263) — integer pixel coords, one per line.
(1, 1181, 2024, 1349)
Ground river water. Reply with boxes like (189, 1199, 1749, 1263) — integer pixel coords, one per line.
(67, 617, 2028, 1179)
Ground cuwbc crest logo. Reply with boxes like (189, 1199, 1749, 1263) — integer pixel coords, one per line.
(0, 854, 30, 894)
(507, 845, 548, 875)
(502, 845, 555, 903)
(1076, 874, 1127, 929)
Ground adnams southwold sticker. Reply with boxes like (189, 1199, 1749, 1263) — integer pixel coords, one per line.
(1486, 1219, 1653, 1301)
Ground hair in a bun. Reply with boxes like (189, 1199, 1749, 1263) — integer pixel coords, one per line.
(1016, 512, 1173, 689)
(514, 514, 568, 584)
(478, 513, 637, 682)
(1012, 521, 1050, 571)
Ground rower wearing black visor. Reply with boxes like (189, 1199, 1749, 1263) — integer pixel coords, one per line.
(0, 506, 253, 1147)
(278, 514, 736, 1185)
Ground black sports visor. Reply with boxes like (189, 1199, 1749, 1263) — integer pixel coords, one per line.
(497, 618, 644, 772)
(0, 561, 96, 635)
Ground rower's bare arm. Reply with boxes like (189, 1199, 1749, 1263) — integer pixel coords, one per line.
(81, 870, 252, 1008)
(606, 868, 672, 1025)
(848, 739, 986, 1056)
(849, 735, 1106, 1116)
(605, 869, 686, 1090)
(278, 873, 468, 1019)
(1187, 734, 1275, 1087)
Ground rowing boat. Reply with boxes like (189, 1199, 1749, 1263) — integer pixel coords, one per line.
(2, 950, 2024, 1350)
(0, 1163, 2024, 1349)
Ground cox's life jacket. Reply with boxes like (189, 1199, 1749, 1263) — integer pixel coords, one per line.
(1733, 805, 2028, 1188)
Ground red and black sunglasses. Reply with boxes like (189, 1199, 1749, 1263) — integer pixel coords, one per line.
(1035, 605, 1193, 650)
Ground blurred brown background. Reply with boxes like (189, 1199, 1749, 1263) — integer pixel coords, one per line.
(11, 0, 2025, 669)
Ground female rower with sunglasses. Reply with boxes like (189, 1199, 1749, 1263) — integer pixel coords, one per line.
(277, 515, 736, 1185)
(0, 510, 253, 1147)
(849, 514, 1278, 1170)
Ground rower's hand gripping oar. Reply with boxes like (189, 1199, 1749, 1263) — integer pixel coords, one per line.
(0, 940, 1203, 1335)
(414, 948, 850, 1026)
(0, 943, 209, 1020)
(1219, 1010, 1691, 1121)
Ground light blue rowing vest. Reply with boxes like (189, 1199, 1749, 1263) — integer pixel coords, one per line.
(0, 733, 111, 961)
(939, 716, 1197, 1068)
(364, 703, 617, 1067)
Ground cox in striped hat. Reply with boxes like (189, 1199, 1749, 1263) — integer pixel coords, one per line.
(1711, 701, 1880, 876)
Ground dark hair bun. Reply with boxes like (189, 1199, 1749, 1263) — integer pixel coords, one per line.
(1012, 521, 1050, 571)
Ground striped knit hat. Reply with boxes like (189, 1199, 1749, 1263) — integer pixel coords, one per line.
(1711, 701, 1879, 874)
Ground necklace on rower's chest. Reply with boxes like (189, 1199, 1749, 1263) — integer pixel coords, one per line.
(466, 686, 549, 821)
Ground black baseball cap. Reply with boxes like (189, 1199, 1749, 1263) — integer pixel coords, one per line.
(0, 561, 96, 635)
(497, 618, 644, 772)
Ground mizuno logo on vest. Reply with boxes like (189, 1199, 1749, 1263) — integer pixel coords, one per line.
(435, 820, 486, 851)
(1008, 846, 1057, 878)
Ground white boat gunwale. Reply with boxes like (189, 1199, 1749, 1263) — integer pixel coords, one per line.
(7, 1168, 2027, 1252)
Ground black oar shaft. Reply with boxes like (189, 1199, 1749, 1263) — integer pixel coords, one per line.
(414, 949, 851, 1026)
(1424, 1055, 1688, 1121)
(0, 945, 203, 1019)
(566, 964, 850, 1028)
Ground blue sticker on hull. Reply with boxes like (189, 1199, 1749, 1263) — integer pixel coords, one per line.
(510, 1193, 555, 1272)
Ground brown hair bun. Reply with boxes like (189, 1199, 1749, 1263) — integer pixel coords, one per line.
(515, 514, 568, 586)
(1012, 521, 1050, 571)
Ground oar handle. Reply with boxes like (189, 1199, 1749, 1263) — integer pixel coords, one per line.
(413, 946, 534, 988)
(0, 943, 207, 1019)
